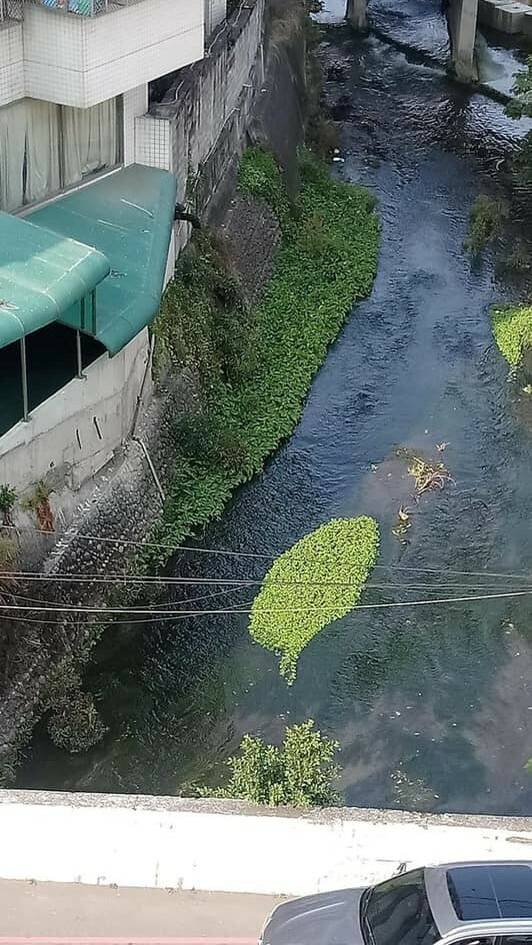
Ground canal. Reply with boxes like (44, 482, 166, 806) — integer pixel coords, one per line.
(20, 0, 532, 814)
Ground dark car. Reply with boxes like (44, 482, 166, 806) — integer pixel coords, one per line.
(259, 861, 532, 945)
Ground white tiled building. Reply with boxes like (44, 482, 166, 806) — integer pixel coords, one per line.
(0, 0, 226, 213)
(0, 0, 228, 493)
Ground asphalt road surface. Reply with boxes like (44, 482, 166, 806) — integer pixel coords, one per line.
(0, 880, 282, 944)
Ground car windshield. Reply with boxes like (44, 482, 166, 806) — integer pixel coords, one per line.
(361, 869, 440, 945)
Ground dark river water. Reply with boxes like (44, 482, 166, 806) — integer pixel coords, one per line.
(20, 0, 532, 814)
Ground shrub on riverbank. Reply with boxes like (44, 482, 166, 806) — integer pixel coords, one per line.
(464, 194, 509, 254)
(146, 149, 380, 567)
(250, 517, 379, 682)
(491, 304, 532, 366)
(47, 691, 107, 754)
(201, 720, 341, 807)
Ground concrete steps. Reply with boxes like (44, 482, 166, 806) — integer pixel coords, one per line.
(479, 0, 532, 39)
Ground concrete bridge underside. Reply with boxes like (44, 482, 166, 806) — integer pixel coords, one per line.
(345, 0, 479, 81)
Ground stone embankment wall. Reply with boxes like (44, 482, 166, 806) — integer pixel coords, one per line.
(2, 791, 532, 895)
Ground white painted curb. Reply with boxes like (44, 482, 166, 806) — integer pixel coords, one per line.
(2, 792, 532, 896)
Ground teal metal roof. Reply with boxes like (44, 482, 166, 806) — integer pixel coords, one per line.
(29, 165, 177, 356)
(0, 212, 109, 351)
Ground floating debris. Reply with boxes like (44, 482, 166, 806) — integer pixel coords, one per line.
(408, 455, 452, 495)
(436, 441, 449, 452)
(392, 505, 412, 543)
(390, 769, 437, 812)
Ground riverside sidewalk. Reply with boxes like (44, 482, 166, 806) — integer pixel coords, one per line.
(0, 880, 280, 944)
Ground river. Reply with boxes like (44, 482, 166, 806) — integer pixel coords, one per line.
(19, 0, 532, 814)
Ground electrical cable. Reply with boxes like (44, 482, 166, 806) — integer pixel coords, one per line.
(1, 587, 531, 617)
(4, 524, 532, 580)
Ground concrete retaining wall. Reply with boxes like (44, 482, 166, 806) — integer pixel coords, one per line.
(2, 792, 532, 895)
(0, 330, 150, 494)
(478, 0, 532, 35)
(142, 0, 267, 252)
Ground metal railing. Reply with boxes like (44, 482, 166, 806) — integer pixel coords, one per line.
(0, 0, 23, 23)
(26, 0, 144, 16)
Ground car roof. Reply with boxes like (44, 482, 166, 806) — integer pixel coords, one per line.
(425, 862, 532, 938)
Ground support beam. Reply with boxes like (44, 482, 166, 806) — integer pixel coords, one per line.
(346, 0, 368, 31)
(76, 330, 84, 379)
(447, 0, 479, 81)
(91, 289, 97, 336)
(19, 338, 29, 422)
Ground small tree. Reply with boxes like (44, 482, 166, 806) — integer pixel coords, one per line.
(202, 720, 341, 807)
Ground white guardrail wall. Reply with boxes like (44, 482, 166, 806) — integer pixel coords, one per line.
(1, 792, 532, 895)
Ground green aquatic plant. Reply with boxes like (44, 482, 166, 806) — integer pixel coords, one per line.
(249, 517, 379, 683)
(144, 149, 380, 569)
(238, 147, 293, 228)
(491, 305, 532, 367)
(200, 720, 341, 807)
(464, 194, 509, 254)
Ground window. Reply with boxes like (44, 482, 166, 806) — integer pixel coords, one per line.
(362, 869, 440, 945)
(499, 938, 532, 945)
(448, 866, 532, 921)
(0, 97, 120, 212)
(454, 938, 496, 945)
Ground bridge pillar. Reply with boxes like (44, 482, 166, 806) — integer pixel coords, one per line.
(447, 0, 479, 80)
(346, 0, 368, 30)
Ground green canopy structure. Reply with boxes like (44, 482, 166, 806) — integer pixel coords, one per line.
(29, 164, 177, 356)
(0, 212, 109, 351)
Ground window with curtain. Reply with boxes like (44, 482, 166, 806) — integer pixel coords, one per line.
(0, 97, 120, 212)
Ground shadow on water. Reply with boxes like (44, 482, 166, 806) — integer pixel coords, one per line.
(19, 2, 532, 813)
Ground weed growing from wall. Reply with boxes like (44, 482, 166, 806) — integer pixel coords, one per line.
(0, 485, 16, 527)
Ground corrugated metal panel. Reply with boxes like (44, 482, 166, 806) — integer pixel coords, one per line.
(0, 211, 109, 351)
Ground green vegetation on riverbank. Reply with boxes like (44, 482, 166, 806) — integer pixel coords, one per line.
(464, 195, 508, 255)
(147, 149, 380, 567)
(491, 304, 532, 366)
(250, 517, 379, 682)
(201, 720, 341, 807)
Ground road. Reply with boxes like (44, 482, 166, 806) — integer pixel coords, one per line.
(0, 880, 281, 944)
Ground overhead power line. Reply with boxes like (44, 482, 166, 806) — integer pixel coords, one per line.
(1, 570, 531, 591)
(5, 524, 532, 581)
(1, 588, 532, 617)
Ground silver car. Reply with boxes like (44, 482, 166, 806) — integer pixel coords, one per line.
(260, 861, 532, 945)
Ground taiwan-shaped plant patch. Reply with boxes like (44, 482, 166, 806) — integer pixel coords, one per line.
(249, 516, 379, 683)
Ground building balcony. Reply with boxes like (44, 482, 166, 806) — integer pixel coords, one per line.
(27, 0, 142, 16)
(2, 0, 204, 109)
